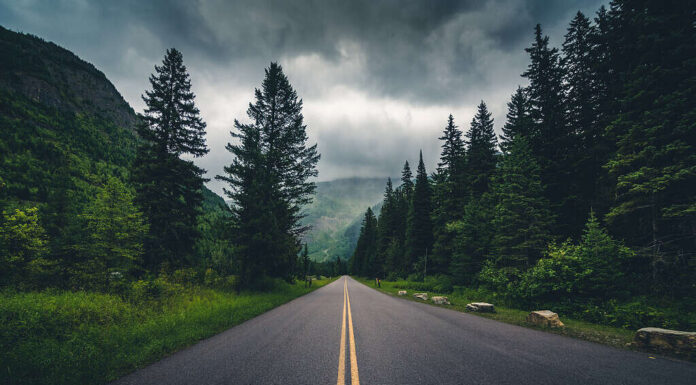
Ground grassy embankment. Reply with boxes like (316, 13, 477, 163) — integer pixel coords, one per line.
(354, 277, 637, 350)
(0, 278, 335, 385)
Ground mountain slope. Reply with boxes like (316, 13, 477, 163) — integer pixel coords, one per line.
(302, 177, 387, 262)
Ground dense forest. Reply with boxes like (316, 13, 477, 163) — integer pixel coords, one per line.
(350, 1, 695, 328)
(0, 26, 319, 293)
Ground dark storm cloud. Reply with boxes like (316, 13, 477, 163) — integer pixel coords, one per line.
(0, 0, 605, 193)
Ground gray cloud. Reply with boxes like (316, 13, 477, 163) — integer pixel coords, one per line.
(0, 0, 605, 195)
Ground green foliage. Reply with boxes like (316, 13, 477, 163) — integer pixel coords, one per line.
(0, 207, 53, 287)
(0, 278, 335, 385)
(404, 152, 433, 274)
(132, 48, 209, 269)
(217, 62, 320, 287)
(80, 176, 148, 276)
(517, 213, 638, 302)
(491, 136, 554, 268)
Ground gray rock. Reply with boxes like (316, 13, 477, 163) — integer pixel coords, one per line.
(466, 302, 495, 313)
(634, 327, 696, 358)
(432, 296, 451, 305)
(413, 293, 428, 301)
(526, 310, 564, 328)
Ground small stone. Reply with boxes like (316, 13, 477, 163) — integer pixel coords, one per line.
(397, 290, 407, 296)
(465, 302, 495, 313)
(526, 310, 565, 328)
(432, 296, 451, 305)
(413, 293, 428, 301)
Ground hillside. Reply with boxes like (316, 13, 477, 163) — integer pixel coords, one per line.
(0, 25, 223, 207)
(302, 177, 387, 262)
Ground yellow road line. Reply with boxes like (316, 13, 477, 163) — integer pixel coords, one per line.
(337, 279, 347, 385)
(346, 278, 360, 385)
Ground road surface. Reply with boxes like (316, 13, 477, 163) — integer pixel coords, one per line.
(115, 276, 696, 385)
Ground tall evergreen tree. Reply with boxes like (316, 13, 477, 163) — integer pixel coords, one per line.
(376, 178, 396, 275)
(217, 62, 320, 286)
(603, 0, 696, 295)
(404, 151, 433, 275)
(431, 115, 467, 273)
(522, 24, 571, 237)
(500, 87, 533, 153)
(465, 101, 498, 196)
(132, 48, 209, 269)
(400, 161, 414, 200)
(491, 136, 554, 269)
(562, 11, 610, 233)
(350, 207, 378, 276)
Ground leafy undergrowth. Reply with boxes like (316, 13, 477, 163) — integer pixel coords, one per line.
(0, 278, 335, 385)
(355, 277, 636, 351)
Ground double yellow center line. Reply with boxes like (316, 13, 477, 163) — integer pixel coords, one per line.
(337, 277, 359, 385)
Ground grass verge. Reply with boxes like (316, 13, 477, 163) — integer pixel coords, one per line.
(354, 277, 636, 351)
(0, 278, 336, 385)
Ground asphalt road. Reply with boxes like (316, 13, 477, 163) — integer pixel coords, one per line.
(115, 276, 696, 385)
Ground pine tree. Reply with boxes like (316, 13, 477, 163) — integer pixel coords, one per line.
(491, 136, 554, 269)
(350, 207, 378, 276)
(500, 87, 533, 153)
(81, 177, 148, 277)
(377, 178, 397, 275)
(449, 193, 495, 285)
(522, 24, 571, 237)
(562, 11, 610, 234)
(603, 0, 696, 295)
(465, 101, 498, 196)
(404, 151, 433, 275)
(217, 62, 320, 286)
(132, 48, 208, 269)
(400, 161, 414, 201)
(431, 114, 467, 273)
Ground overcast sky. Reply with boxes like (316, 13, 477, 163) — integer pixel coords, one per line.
(1, 0, 605, 196)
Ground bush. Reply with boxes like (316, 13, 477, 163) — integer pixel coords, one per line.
(516, 213, 636, 302)
(170, 268, 200, 286)
(128, 278, 180, 302)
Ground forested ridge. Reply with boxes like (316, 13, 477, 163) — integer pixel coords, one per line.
(0, 26, 319, 292)
(350, 1, 696, 329)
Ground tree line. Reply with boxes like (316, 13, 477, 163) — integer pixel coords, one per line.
(1, 47, 319, 290)
(350, 1, 696, 303)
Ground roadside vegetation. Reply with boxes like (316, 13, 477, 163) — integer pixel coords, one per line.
(356, 277, 637, 351)
(1, 276, 335, 385)
(349, 1, 695, 344)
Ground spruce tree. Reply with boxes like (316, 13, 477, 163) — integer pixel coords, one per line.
(431, 114, 466, 273)
(217, 62, 319, 286)
(491, 136, 553, 269)
(465, 101, 498, 196)
(132, 48, 208, 269)
(500, 87, 533, 153)
(400, 161, 414, 201)
(604, 0, 696, 295)
(404, 151, 433, 275)
(376, 178, 396, 275)
(522, 24, 571, 237)
(350, 208, 378, 276)
(562, 11, 610, 234)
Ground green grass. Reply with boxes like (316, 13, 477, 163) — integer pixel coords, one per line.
(0, 278, 335, 385)
(354, 277, 635, 350)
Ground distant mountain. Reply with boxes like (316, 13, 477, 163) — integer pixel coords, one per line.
(302, 177, 388, 262)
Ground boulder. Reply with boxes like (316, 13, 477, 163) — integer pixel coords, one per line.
(526, 310, 564, 328)
(397, 290, 407, 296)
(413, 293, 428, 301)
(432, 296, 451, 305)
(634, 327, 696, 357)
(465, 302, 495, 313)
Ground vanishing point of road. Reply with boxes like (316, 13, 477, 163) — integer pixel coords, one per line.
(115, 276, 696, 385)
